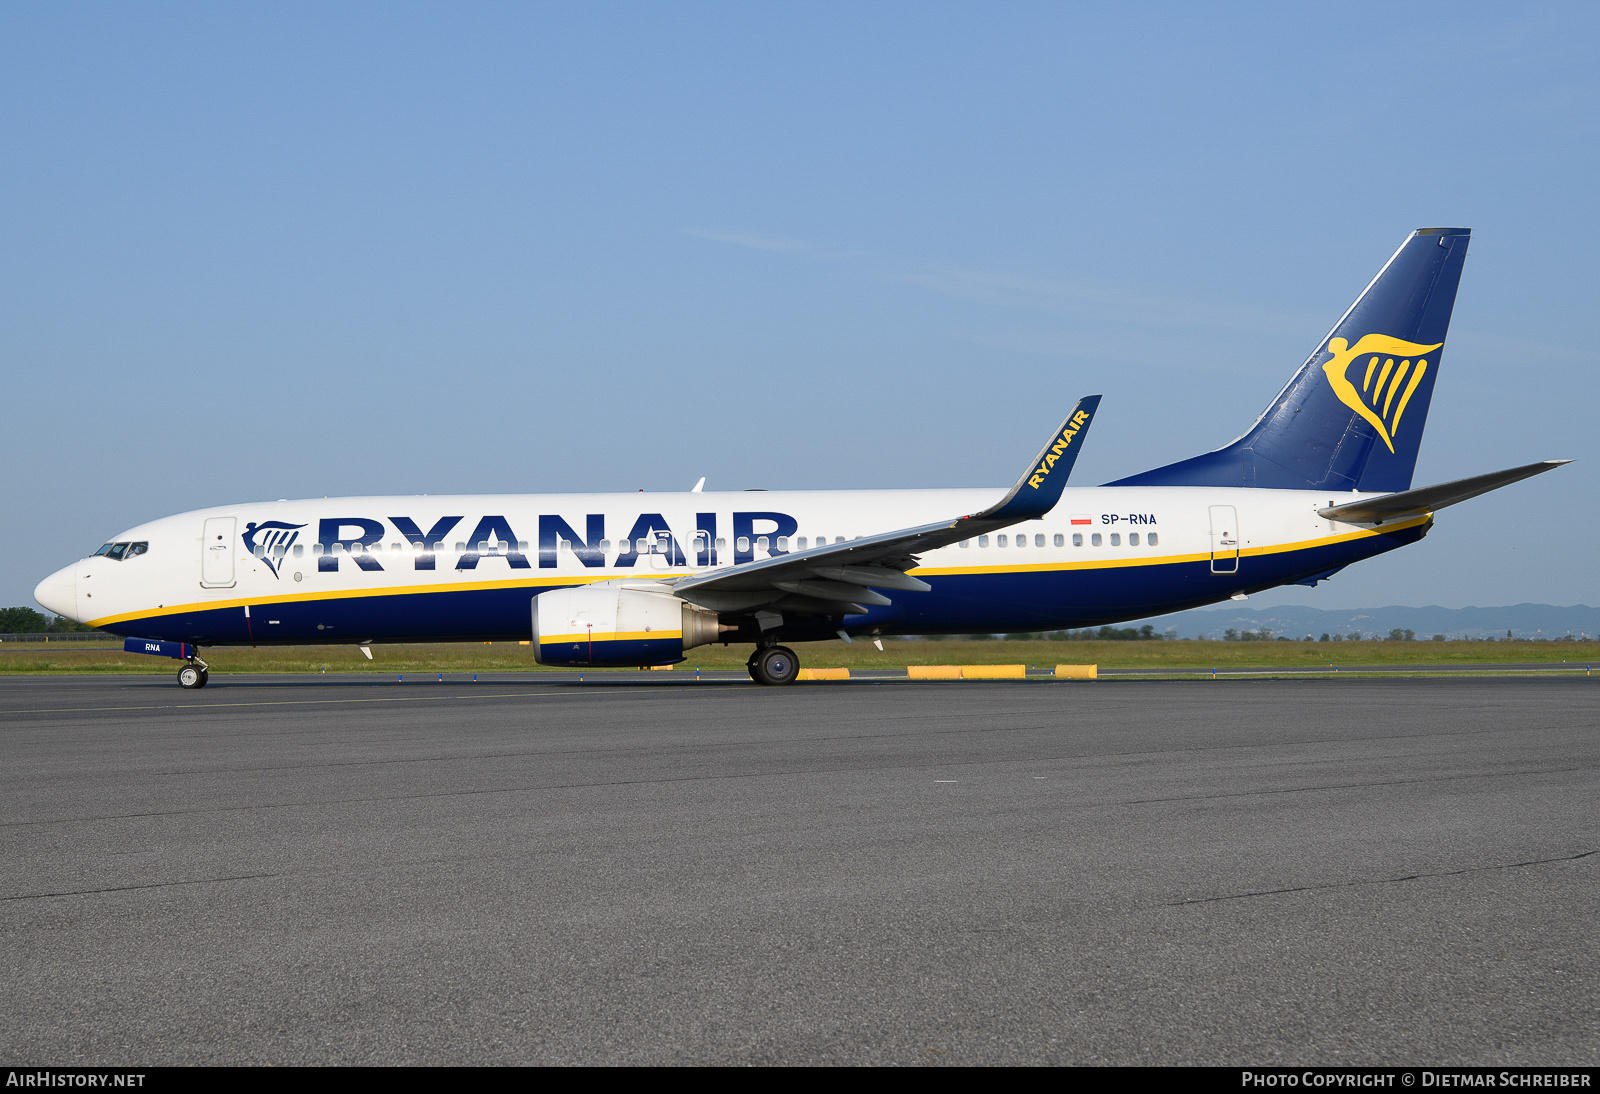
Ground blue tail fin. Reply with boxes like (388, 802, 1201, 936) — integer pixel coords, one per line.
(1108, 228, 1471, 492)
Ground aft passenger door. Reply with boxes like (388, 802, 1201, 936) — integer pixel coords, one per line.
(1209, 505, 1239, 574)
(201, 516, 237, 588)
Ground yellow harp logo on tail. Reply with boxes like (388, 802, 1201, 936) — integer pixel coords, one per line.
(1321, 333, 1444, 453)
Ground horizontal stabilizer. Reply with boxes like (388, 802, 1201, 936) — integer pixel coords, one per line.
(1318, 460, 1571, 525)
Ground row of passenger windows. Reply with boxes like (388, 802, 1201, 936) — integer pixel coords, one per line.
(252, 530, 1162, 561)
(290, 535, 857, 558)
(959, 532, 1159, 548)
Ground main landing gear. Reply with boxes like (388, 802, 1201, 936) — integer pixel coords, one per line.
(747, 645, 800, 686)
(177, 656, 210, 690)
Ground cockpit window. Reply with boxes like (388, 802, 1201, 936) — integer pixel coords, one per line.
(92, 541, 147, 561)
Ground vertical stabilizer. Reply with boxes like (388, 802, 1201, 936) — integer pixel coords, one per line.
(1109, 228, 1470, 492)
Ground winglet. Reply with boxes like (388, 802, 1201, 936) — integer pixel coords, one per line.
(975, 395, 1102, 522)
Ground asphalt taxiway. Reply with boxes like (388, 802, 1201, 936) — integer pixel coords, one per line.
(1, 673, 1595, 1065)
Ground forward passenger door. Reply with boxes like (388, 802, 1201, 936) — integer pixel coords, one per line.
(201, 516, 237, 588)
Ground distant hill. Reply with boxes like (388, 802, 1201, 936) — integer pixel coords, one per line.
(1122, 603, 1600, 641)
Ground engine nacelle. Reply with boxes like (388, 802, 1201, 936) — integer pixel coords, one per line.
(532, 584, 725, 667)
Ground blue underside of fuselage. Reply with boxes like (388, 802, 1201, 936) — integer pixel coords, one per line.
(106, 524, 1424, 648)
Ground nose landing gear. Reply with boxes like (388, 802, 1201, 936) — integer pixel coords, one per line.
(177, 657, 210, 689)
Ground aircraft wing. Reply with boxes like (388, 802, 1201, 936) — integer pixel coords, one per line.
(1317, 459, 1571, 525)
(668, 396, 1101, 615)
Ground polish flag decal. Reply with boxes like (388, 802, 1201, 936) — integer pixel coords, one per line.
(1070, 514, 1093, 526)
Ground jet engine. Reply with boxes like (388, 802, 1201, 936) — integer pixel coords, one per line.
(532, 584, 727, 667)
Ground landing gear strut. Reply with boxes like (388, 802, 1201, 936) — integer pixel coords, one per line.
(747, 645, 800, 686)
(177, 656, 210, 690)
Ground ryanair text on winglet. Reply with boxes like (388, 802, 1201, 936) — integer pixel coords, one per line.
(1027, 410, 1091, 490)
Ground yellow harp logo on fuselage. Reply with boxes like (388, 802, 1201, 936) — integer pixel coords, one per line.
(1321, 333, 1443, 453)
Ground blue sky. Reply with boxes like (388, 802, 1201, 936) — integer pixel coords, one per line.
(3, 1, 1596, 611)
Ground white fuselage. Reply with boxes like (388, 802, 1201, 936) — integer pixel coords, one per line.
(37, 485, 1421, 645)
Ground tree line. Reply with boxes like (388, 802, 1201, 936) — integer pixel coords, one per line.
(920, 626, 1169, 642)
(0, 607, 99, 634)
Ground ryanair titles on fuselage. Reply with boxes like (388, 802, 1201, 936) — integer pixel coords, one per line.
(302, 509, 800, 575)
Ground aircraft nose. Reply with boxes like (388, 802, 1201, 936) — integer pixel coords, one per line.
(33, 564, 78, 622)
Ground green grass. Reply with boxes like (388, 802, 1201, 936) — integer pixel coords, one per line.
(1, 638, 1595, 676)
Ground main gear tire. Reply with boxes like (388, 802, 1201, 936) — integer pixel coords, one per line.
(750, 645, 800, 686)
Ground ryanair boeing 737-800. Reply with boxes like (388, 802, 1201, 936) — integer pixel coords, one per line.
(33, 228, 1568, 687)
